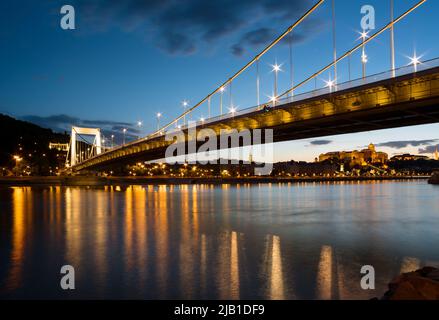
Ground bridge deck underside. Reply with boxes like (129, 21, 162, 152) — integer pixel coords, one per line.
(74, 68, 439, 172)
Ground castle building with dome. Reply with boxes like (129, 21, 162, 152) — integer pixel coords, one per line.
(319, 143, 388, 167)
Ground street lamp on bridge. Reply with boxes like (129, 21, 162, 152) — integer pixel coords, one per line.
(219, 86, 225, 116)
(137, 121, 143, 139)
(409, 52, 422, 72)
(271, 63, 282, 106)
(182, 100, 189, 126)
(268, 95, 278, 107)
(122, 128, 127, 144)
(359, 30, 369, 79)
(324, 77, 336, 93)
(156, 112, 162, 130)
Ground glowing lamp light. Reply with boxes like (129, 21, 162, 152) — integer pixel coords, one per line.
(409, 54, 421, 67)
(123, 128, 127, 133)
(229, 107, 237, 114)
(408, 52, 423, 72)
(182, 100, 189, 107)
(359, 31, 369, 41)
(269, 95, 278, 103)
(200, 117, 205, 122)
(271, 63, 282, 73)
(324, 79, 336, 88)
(361, 53, 368, 63)
(219, 86, 225, 93)
(137, 121, 142, 127)
(157, 112, 162, 118)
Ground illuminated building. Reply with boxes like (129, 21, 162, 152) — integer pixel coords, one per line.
(319, 143, 388, 167)
(48, 142, 69, 151)
(390, 154, 430, 161)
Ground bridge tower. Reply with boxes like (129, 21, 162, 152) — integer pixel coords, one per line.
(69, 126, 102, 166)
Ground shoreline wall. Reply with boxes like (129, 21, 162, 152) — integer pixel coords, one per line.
(0, 175, 430, 187)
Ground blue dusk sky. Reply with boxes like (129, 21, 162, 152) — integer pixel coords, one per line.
(1, 0, 438, 161)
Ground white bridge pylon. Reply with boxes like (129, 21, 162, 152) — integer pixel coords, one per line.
(69, 126, 102, 166)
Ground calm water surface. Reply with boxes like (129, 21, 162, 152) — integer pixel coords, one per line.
(0, 180, 438, 299)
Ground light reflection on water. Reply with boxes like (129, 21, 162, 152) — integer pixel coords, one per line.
(0, 180, 438, 299)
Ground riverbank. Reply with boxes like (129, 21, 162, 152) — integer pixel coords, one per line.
(428, 171, 439, 184)
(380, 266, 439, 300)
(0, 175, 431, 186)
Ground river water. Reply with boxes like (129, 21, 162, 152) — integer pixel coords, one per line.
(0, 180, 438, 299)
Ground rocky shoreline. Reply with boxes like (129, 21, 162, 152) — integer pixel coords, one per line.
(380, 267, 439, 300)
(428, 171, 439, 184)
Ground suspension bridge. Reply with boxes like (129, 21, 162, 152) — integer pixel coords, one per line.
(66, 0, 439, 173)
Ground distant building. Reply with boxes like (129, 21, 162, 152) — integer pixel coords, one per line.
(48, 142, 69, 171)
(49, 142, 69, 151)
(319, 143, 388, 167)
(390, 154, 430, 161)
(273, 161, 338, 176)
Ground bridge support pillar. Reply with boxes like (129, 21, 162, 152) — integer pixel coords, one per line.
(70, 126, 102, 166)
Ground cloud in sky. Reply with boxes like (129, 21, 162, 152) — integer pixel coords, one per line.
(230, 17, 325, 57)
(309, 139, 332, 146)
(375, 139, 438, 149)
(68, 0, 320, 55)
(418, 144, 439, 154)
(20, 114, 140, 143)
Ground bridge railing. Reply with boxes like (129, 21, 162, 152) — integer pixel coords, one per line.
(163, 57, 439, 134)
(201, 57, 439, 126)
(280, 57, 439, 105)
